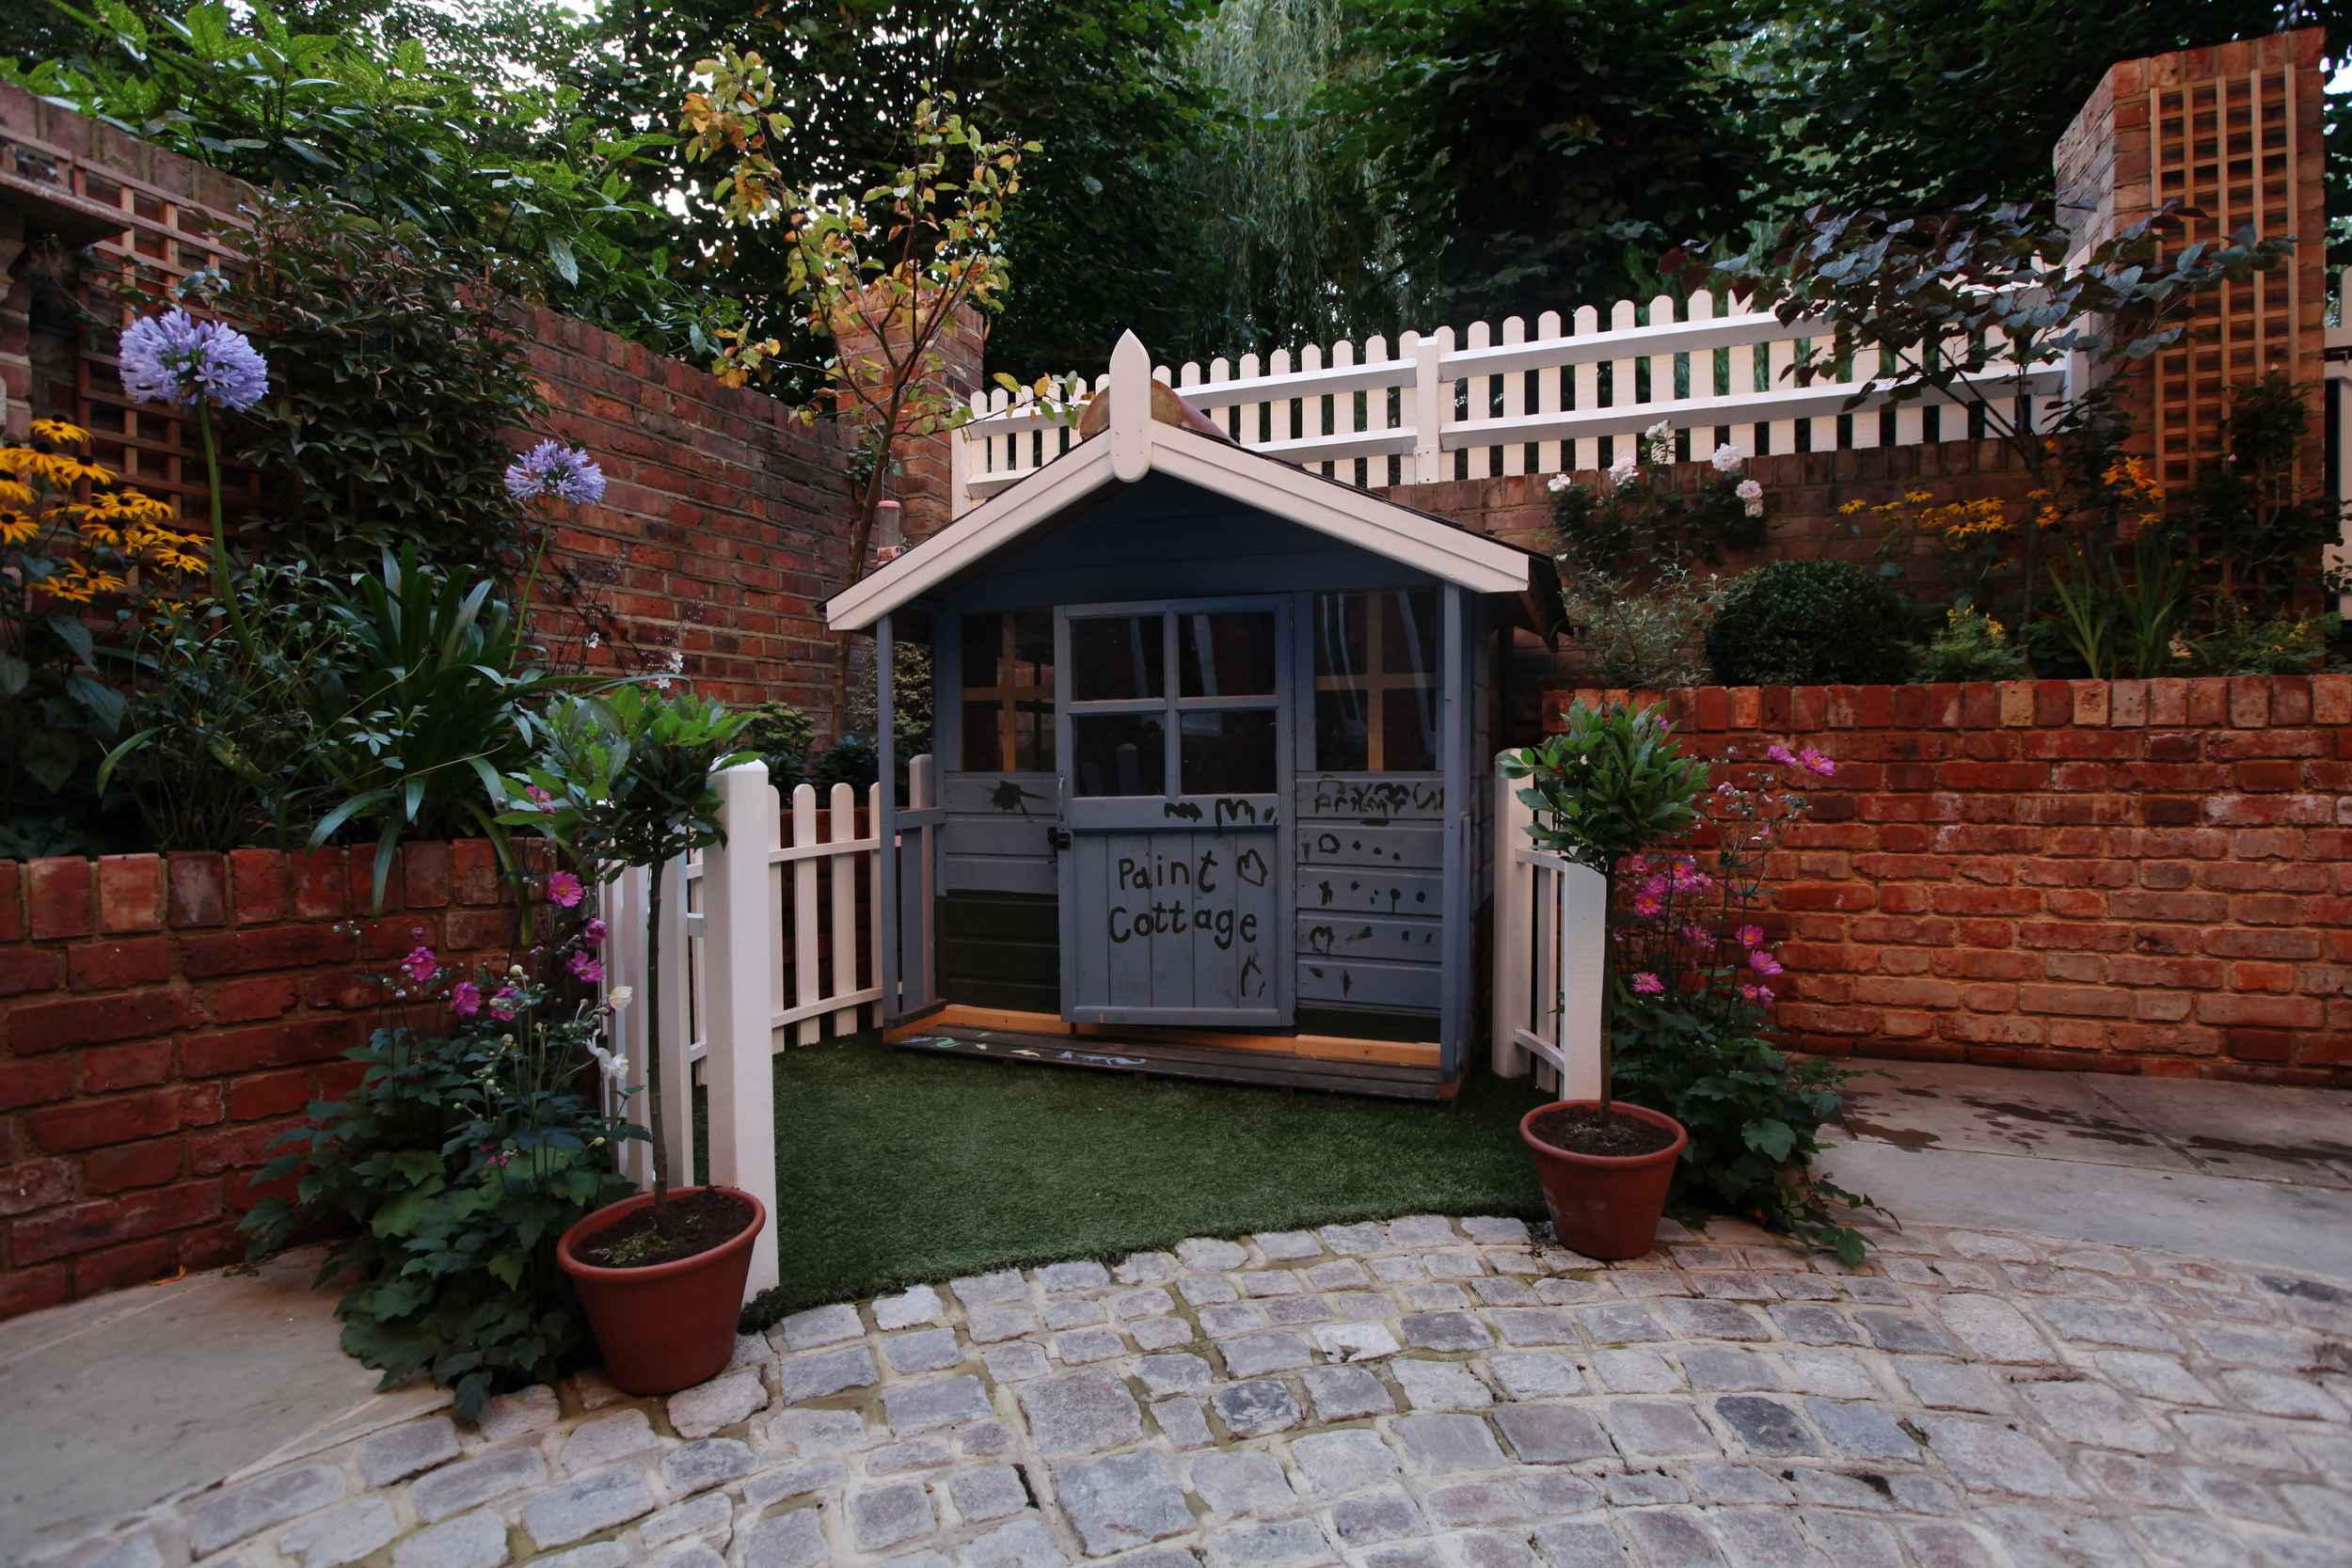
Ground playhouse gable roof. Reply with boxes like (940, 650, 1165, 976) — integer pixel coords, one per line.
(826, 332, 1536, 630)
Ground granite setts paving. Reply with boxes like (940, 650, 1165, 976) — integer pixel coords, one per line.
(50, 1216, 2352, 1568)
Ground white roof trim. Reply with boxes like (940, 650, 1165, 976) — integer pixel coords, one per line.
(827, 330, 1532, 630)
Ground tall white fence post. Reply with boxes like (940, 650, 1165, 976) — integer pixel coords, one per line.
(1490, 752, 1607, 1099)
(703, 762, 781, 1299)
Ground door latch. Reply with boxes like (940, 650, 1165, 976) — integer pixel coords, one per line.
(1048, 825, 1073, 852)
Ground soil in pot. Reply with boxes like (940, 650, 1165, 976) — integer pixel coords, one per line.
(1527, 1103, 1677, 1158)
(573, 1189, 755, 1269)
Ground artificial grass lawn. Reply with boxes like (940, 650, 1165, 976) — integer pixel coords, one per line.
(698, 1032, 1556, 1326)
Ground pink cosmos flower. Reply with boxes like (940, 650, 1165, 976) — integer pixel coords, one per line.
(1766, 743, 1797, 766)
(401, 945, 437, 984)
(1632, 894, 1663, 918)
(1749, 951, 1784, 976)
(548, 871, 583, 908)
(487, 985, 525, 1021)
(1740, 983, 1772, 1003)
(1632, 972, 1664, 994)
(583, 917, 609, 944)
(1796, 746, 1836, 777)
(449, 980, 483, 1018)
(1682, 925, 1711, 947)
(567, 950, 605, 985)
(1739, 925, 1764, 948)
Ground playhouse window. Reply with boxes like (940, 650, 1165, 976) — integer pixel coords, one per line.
(1312, 588, 1438, 772)
(961, 609, 1055, 771)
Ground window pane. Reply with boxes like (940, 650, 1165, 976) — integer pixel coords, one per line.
(1312, 592, 1368, 679)
(1382, 687, 1438, 772)
(961, 610, 1003, 689)
(1012, 698, 1053, 772)
(1009, 609, 1054, 686)
(1070, 615, 1164, 702)
(1072, 713, 1166, 796)
(961, 609, 1054, 772)
(1313, 589, 1438, 772)
(1178, 611, 1278, 697)
(1181, 710, 1279, 795)
(1313, 689, 1369, 772)
(1380, 588, 1439, 676)
(962, 700, 1002, 772)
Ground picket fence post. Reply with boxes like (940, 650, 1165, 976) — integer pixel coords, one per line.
(703, 761, 781, 1299)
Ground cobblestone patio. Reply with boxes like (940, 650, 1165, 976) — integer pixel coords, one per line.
(48, 1216, 2352, 1568)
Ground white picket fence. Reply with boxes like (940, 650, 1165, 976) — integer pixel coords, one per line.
(954, 293, 2069, 514)
(599, 757, 941, 1299)
(1490, 758, 1608, 1096)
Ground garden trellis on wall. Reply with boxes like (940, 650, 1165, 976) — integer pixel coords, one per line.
(952, 293, 2071, 513)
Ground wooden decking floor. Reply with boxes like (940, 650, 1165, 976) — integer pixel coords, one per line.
(887, 1023, 1453, 1101)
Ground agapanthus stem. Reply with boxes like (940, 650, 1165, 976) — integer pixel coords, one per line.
(198, 405, 259, 664)
(509, 500, 556, 673)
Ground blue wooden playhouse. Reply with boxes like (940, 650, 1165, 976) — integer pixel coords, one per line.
(828, 334, 1557, 1098)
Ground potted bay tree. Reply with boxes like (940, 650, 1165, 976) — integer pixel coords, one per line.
(511, 686, 761, 1393)
(1501, 700, 1707, 1259)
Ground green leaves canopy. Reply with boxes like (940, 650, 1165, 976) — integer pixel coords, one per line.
(1501, 700, 1708, 875)
(504, 686, 755, 876)
(1325, 0, 1769, 325)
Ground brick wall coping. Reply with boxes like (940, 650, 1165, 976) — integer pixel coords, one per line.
(1540, 674, 2350, 735)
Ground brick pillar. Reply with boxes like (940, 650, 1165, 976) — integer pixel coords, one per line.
(2055, 28, 2327, 494)
(829, 290, 985, 546)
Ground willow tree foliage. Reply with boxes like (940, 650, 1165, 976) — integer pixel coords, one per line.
(1172, 0, 1426, 355)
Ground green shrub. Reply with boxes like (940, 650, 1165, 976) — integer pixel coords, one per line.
(1562, 565, 1744, 690)
(241, 940, 641, 1419)
(1907, 606, 2026, 684)
(1705, 559, 1915, 686)
(1613, 1003, 1886, 1265)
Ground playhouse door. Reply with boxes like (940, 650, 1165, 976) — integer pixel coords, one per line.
(1056, 597, 1291, 1027)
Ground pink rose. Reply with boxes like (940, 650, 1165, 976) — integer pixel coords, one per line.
(548, 871, 583, 908)
(449, 980, 482, 1018)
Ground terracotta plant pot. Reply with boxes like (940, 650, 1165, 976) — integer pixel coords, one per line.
(557, 1184, 768, 1395)
(1518, 1101, 1688, 1261)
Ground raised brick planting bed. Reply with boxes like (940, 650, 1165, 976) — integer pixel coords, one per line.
(0, 842, 538, 1322)
(1545, 674, 2352, 1085)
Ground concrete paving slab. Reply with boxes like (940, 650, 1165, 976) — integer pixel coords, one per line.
(1834, 1061, 2201, 1170)
(0, 1246, 434, 1566)
(1817, 1135, 2352, 1278)
(2080, 1074, 2352, 1189)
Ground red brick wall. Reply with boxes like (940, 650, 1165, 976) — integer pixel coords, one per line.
(517, 306, 850, 716)
(0, 842, 539, 1322)
(2, 88, 858, 726)
(1540, 675, 2352, 1085)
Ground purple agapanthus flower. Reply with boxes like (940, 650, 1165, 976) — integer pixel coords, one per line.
(119, 307, 268, 411)
(504, 440, 607, 506)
